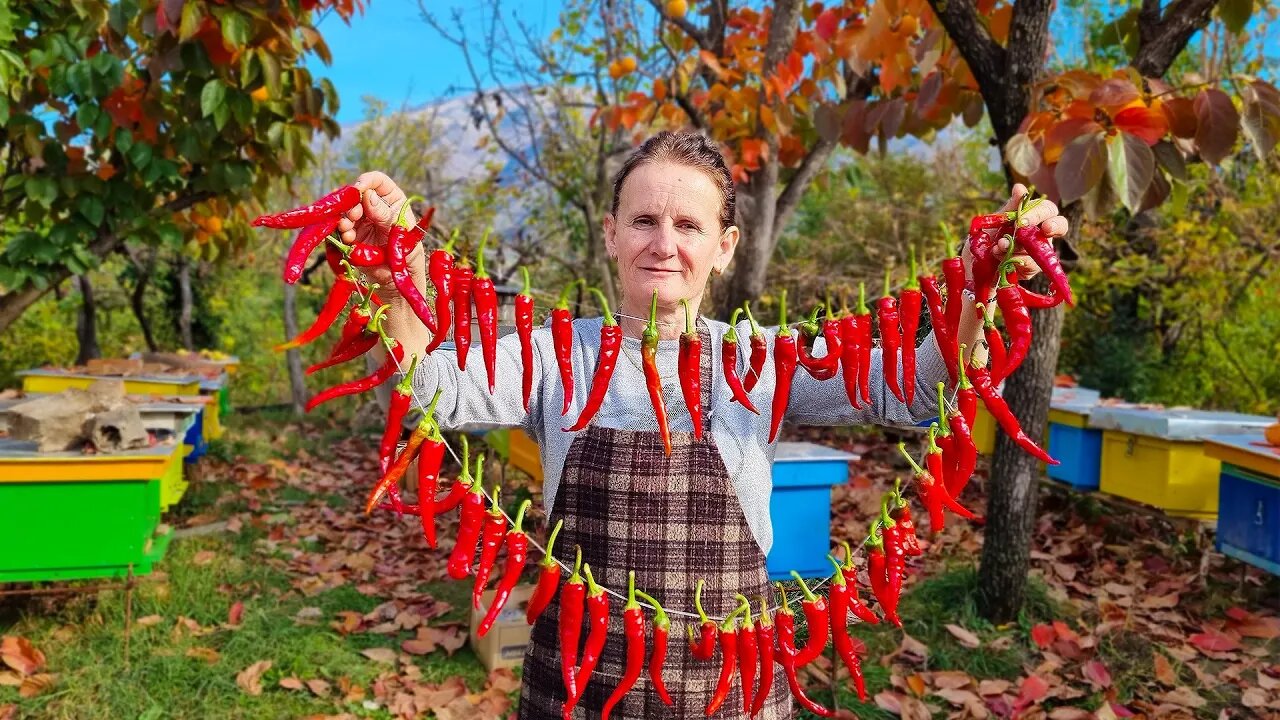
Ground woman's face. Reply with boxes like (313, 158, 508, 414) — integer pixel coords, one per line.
(604, 160, 739, 312)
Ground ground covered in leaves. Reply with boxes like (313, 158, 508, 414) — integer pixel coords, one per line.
(0, 412, 1277, 719)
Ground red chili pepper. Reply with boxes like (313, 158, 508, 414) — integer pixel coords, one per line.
(978, 303, 1008, 382)
(281, 218, 341, 284)
(565, 288, 621, 432)
(919, 272, 956, 386)
(1013, 224, 1075, 306)
(363, 389, 441, 514)
(472, 231, 499, 392)
(424, 230, 457, 354)
(855, 282, 873, 406)
(570, 564, 610, 707)
(769, 290, 799, 444)
(968, 229, 1003, 311)
(525, 522, 566, 625)
(307, 297, 383, 375)
(722, 308, 760, 414)
(305, 315, 404, 412)
(688, 578, 717, 661)
(939, 223, 967, 357)
(741, 302, 768, 393)
(344, 240, 385, 268)
(386, 217, 437, 336)
(642, 291, 672, 456)
(944, 384, 979, 498)
(734, 595, 757, 715)
(788, 570, 829, 667)
(558, 549, 585, 706)
(877, 498, 905, 628)
(967, 209, 1021, 235)
(796, 300, 840, 381)
(377, 355, 419, 475)
(431, 434, 474, 517)
(1019, 283, 1064, 309)
(634, 589, 673, 706)
(865, 523, 891, 618)
(447, 452, 489, 580)
(413, 424, 447, 546)
(451, 263, 474, 371)
(968, 359, 1059, 465)
(472, 485, 508, 609)
(774, 584, 834, 718)
(255, 185, 360, 229)
(838, 541, 883, 623)
(957, 344, 977, 428)
(551, 280, 580, 416)
(602, 572, 645, 720)
(900, 249, 923, 405)
(275, 261, 356, 351)
(995, 278, 1032, 382)
(516, 267, 535, 412)
(839, 299, 862, 409)
(477, 500, 531, 638)
(888, 482, 924, 557)
(900, 437, 976, 534)
(751, 596, 775, 718)
(704, 603, 746, 717)
(678, 299, 704, 440)
(934, 385, 957, 493)
(877, 269, 905, 403)
(826, 556, 869, 702)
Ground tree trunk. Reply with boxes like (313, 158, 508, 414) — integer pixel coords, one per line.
(177, 256, 195, 351)
(282, 281, 309, 415)
(720, 180, 776, 317)
(976, 202, 1080, 622)
(129, 258, 158, 353)
(74, 274, 101, 366)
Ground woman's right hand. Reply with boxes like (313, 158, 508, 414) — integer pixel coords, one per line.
(335, 171, 427, 303)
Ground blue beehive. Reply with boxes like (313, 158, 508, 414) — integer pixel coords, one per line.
(766, 441, 858, 581)
(1045, 388, 1103, 490)
(183, 406, 208, 463)
(1216, 463, 1280, 576)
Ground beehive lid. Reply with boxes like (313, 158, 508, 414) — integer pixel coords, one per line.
(1087, 406, 1273, 440)
(774, 441, 859, 463)
(1050, 386, 1102, 416)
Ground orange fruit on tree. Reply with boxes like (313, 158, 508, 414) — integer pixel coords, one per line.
(607, 60, 624, 79)
(250, 86, 269, 102)
(204, 216, 223, 234)
(620, 56, 637, 73)
(665, 0, 688, 19)
(1265, 421, 1280, 447)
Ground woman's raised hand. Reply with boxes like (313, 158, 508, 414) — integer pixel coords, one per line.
(962, 183, 1069, 283)
(336, 171, 425, 302)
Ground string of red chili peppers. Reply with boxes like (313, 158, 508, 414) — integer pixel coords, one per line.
(261, 187, 1072, 715)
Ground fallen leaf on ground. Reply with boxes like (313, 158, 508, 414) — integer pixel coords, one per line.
(0, 636, 45, 676)
(192, 550, 217, 566)
(1030, 623, 1055, 649)
(0, 673, 20, 687)
(978, 679, 1010, 695)
(185, 647, 220, 664)
(1188, 629, 1240, 653)
(1241, 687, 1267, 708)
(1082, 659, 1112, 688)
(279, 676, 304, 691)
(486, 668, 520, 694)
(359, 647, 397, 664)
(18, 673, 56, 699)
(944, 624, 981, 648)
(306, 678, 331, 697)
(331, 611, 362, 634)
(1157, 687, 1207, 708)
(0, 704, 15, 720)
(1048, 708, 1093, 720)
(930, 670, 972, 689)
(883, 633, 929, 665)
(236, 660, 272, 696)
(1014, 674, 1049, 711)
(1152, 651, 1177, 686)
(134, 615, 164, 628)
(293, 607, 323, 625)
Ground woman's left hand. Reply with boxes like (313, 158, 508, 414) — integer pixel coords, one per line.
(962, 183, 1070, 282)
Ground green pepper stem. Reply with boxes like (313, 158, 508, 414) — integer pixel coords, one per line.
(395, 354, 419, 394)
(756, 595, 772, 626)
(519, 266, 532, 296)
(777, 289, 791, 337)
(841, 540, 855, 570)
(458, 435, 471, 483)
(694, 578, 709, 623)
(583, 563, 599, 594)
(856, 281, 868, 315)
(625, 570, 638, 610)
(635, 589, 669, 627)
(743, 301, 763, 336)
(775, 582, 793, 614)
(726, 307, 742, 343)
(541, 519, 563, 568)
(865, 519, 884, 548)
(957, 343, 971, 389)
(681, 298, 694, 334)
(488, 485, 502, 514)
(939, 221, 957, 258)
(556, 279, 582, 309)
(720, 602, 746, 631)
(827, 555, 847, 585)
(395, 195, 425, 229)
(475, 228, 491, 278)
(443, 227, 458, 254)
(644, 290, 660, 341)
(883, 266, 893, 298)
(472, 452, 485, 490)
(927, 423, 941, 453)
(789, 570, 817, 602)
(936, 381, 951, 435)
(567, 545, 583, 582)
(893, 477, 907, 507)
(735, 594, 753, 627)
(510, 500, 531, 533)
(899, 442, 926, 475)
(590, 287, 616, 326)
(880, 495, 896, 527)
(906, 246, 920, 289)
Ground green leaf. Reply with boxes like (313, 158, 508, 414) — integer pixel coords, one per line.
(221, 12, 251, 47)
(1218, 0, 1253, 34)
(1106, 131, 1154, 214)
(156, 221, 183, 249)
(77, 194, 105, 225)
(76, 102, 100, 131)
(258, 48, 281, 98)
(25, 176, 58, 208)
(116, 128, 133, 152)
(201, 79, 226, 118)
(212, 101, 229, 131)
(0, 95, 7, 125)
(179, 2, 204, 42)
(127, 141, 153, 169)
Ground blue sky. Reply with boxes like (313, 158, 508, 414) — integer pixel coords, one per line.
(306, 1, 564, 125)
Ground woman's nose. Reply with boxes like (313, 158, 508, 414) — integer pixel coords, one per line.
(648, 220, 678, 258)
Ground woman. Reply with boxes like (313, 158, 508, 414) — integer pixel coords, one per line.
(339, 131, 1067, 718)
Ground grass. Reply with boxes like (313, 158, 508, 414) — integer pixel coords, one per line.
(0, 411, 495, 720)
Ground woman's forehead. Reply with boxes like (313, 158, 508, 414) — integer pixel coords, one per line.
(619, 162, 721, 215)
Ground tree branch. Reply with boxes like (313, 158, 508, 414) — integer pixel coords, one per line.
(646, 0, 708, 49)
(924, 0, 1004, 89)
(1132, 0, 1220, 76)
(771, 135, 838, 239)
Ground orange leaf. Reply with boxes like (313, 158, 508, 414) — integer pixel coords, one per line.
(1089, 78, 1140, 111)
(1014, 674, 1049, 711)
(1113, 106, 1169, 145)
(653, 77, 667, 102)
(1152, 651, 1177, 686)
(699, 51, 728, 81)
(1030, 623, 1056, 649)
(0, 637, 45, 676)
(1044, 118, 1103, 164)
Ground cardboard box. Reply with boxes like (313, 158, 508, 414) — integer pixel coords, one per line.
(469, 584, 535, 671)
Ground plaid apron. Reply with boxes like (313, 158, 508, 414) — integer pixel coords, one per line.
(519, 323, 792, 719)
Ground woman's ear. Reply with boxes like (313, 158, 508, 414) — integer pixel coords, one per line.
(603, 213, 618, 261)
(714, 225, 740, 273)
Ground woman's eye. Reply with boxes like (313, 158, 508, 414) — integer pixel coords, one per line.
(680, 222, 701, 232)
(632, 216, 654, 227)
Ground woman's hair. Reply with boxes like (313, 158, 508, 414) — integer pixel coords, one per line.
(610, 131, 736, 230)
